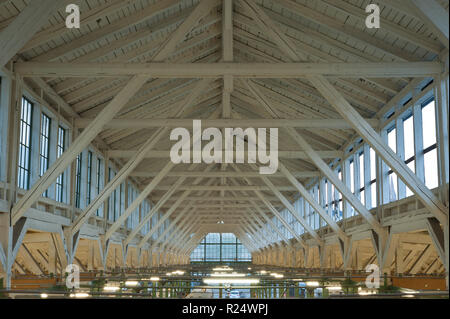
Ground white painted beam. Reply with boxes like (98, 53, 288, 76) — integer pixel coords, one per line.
(222, 0, 233, 118)
(255, 191, 306, 248)
(148, 207, 194, 252)
(0, 0, 64, 66)
(123, 178, 186, 245)
(255, 170, 322, 244)
(105, 162, 174, 239)
(129, 171, 319, 178)
(74, 118, 379, 129)
(106, 150, 343, 159)
(410, 0, 449, 48)
(250, 206, 290, 245)
(15, 62, 443, 78)
(278, 163, 348, 241)
(139, 191, 191, 248)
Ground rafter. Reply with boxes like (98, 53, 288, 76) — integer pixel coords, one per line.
(15, 62, 442, 78)
(75, 118, 378, 129)
(0, 0, 64, 66)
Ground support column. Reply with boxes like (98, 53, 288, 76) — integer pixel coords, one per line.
(63, 227, 80, 266)
(339, 237, 352, 273)
(434, 72, 449, 205)
(371, 228, 394, 275)
(88, 241, 95, 271)
(319, 244, 326, 269)
(99, 236, 110, 271)
(0, 214, 28, 289)
(395, 239, 405, 275)
(303, 246, 309, 268)
(51, 232, 68, 275)
(426, 217, 449, 287)
(121, 242, 128, 269)
(48, 238, 57, 275)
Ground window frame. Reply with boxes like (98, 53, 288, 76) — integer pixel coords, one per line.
(18, 97, 33, 190)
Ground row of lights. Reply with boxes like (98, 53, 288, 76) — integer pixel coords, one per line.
(166, 270, 185, 276)
(43, 270, 187, 297)
(203, 278, 260, 284)
(41, 292, 90, 298)
(206, 266, 256, 284)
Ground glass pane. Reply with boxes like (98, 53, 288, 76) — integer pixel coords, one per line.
(404, 115, 414, 160)
(388, 127, 396, 153)
(388, 172, 398, 202)
(370, 148, 376, 181)
(349, 161, 354, 193)
(206, 233, 220, 243)
(371, 181, 377, 208)
(406, 160, 415, 197)
(422, 100, 436, 149)
(359, 154, 364, 190)
(424, 148, 438, 189)
(221, 233, 235, 243)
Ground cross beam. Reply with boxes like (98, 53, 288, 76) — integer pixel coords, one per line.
(106, 150, 343, 159)
(15, 62, 442, 78)
(74, 118, 379, 129)
(0, 0, 66, 66)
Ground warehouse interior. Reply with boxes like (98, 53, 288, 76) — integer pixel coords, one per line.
(0, 0, 448, 299)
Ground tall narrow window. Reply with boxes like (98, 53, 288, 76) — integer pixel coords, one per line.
(387, 127, 398, 201)
(0, 78, 2, 180)
(86, 151, 92, 205)
(108, 168, 117, 221)
(404, 114, 415, 196)
(370, 148, 377, 207)
(349, 160, 355, 193)
(119, 183, 124, 223)
(18, 97, 33, 190)
(359, 153, 365, 206)
(75, 154, 82, 208)
(96, 158, 102, 216)
(422, 99, 438, 189)
(39, 113, 51, 197)
(55, 127, 65, 202)
(337, 170, 343, 219)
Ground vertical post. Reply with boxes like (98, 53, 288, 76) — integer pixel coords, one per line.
(1, 73, 22, 290)
(319, 177, 326, 227)
(103, 156, 109, 230)
(48, 238, 56, 275)
(376, 129, 389, 220)
(124, 178, 129, 228)
(434, 74, 449, 204)
(69, 129, 78, 223)
(342, 158, 351, 220)
(412, 97, 425, 182)
(30, 103, 40, 189)
(395, 105, 406, 199)
(363, 144, 372, 208)
(353, 152, 361, 203)
(6, 74, 21, 208)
